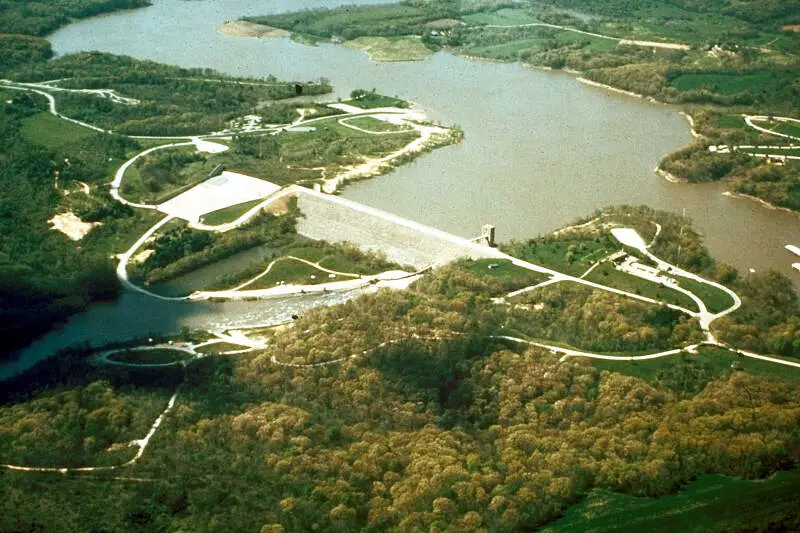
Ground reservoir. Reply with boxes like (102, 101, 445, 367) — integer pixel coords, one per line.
(3, 0, 797, 377)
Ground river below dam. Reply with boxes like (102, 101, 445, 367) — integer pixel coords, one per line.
(3, 0, 798, 378)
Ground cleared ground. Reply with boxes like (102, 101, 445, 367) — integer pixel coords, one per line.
(343, 35, 433, 62)
(157, 171, 280, 223)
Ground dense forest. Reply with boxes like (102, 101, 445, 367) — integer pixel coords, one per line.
(2, 272, 799, 531)
(0, 0, 149, 36)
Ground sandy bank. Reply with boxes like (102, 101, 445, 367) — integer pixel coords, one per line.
(218, 20, 289, 39)
(722, 191, 799, 216)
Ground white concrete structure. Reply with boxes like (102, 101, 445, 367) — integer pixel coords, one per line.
(157, 171, 281, 223)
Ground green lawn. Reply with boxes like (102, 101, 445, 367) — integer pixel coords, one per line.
(19, 112, 93, 148)
(541, 468, 800, 533)
(713, 114, 747, 129)
(676, 277, 734, 314)
(460, 8, 539, 26)
(464, 259, 547, 284)
(247, 258, 340, 289)
(200, 199, 266, 226)
(591, 346, 800, 386)
(503, 238, 612, 277)
(585, 263, 700, 312)
(774, 121, 800, 138)
(344, 116, 412, 133)
(670, 72, 777, 95)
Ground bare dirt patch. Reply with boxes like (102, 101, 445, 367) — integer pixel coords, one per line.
(218, 20, 290, 38)
(782, 25, 800, 33)
(49, 212, 101, 241)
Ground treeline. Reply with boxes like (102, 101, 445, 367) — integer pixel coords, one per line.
(715, 270, 800, 357)
(0, 0, 149, 36)
(733, 163, 800, 212)
(0, 34, 52, 74)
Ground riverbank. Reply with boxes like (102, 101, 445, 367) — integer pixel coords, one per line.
(722, 191, 800, 216)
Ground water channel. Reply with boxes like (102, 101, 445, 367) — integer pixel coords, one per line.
(3, 0, 798, 378)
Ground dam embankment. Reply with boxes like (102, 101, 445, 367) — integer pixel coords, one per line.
(288, 186, 498, 269)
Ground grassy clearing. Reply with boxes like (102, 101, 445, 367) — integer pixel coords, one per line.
(465, 36, 549, 60)
(676, 277, 734, 314)
(460, 8, 538, 26)
(670, 72, 777, 95)
(774, 122, 800, 138)
(19, 112, 93, 148)
(200, 199, 266, 226)
(542, 468, 800, 533)
(344, 116, 412, 133)
(343, 35, 433, 62)
(555, 30, 618, 53)
(464, 259, 548, 285)
(106, 348, 191, 365)
(247, 258, 338, 289)
(590, 346, 800, 386)
(585, 262, 700, 312)
(714, 114, 747, 129)
(503, 238, 612, 277)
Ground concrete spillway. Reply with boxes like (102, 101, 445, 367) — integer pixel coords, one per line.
(286, 186, 499, 269)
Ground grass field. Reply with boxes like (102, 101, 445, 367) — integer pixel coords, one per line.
(541, 468, 800, 532)
(460, 8, 539, 26)
(343, 35, 433, 62)
(585, 263, 700, 312)
(343, 116, 412, 133)
(670, 72, 777, 95)
(676, 277, 734, 314)
(590, 346, 800, 385)
(247, 258, 339, 289)
(200, 199, 266, 226)
(713, 114, 747, 129)
(19, 112, 93, 148)
(503, 238, 612, 277)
